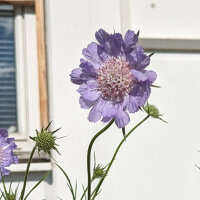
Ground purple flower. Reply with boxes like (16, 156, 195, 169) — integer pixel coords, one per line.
(0, 129, 18, 177)
(70, 29, 157, 128)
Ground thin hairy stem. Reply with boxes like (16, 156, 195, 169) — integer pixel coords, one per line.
(20, 145, 37, 200)
(87, 119, 115, 200)
(92, 115, 150, 199)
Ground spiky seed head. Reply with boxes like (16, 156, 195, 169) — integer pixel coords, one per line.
(93, 164, 106, 179)
(35, 131, 55, 154)
(30, 122, 61, 156)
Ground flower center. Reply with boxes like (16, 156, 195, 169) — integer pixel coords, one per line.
(97, 57, 134, 102)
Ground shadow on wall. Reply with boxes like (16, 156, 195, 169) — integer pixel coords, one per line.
(3, 171, 53, 184)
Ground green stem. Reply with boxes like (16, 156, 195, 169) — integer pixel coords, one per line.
(80, 178, 94, 200)
(87, 119, 115, 200)
(92, 115, 150, 200)
(55, 163, 76, 200)
(20, 145, 37, 200)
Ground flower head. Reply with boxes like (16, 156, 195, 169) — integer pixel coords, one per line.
(30, 122, 61, 156)
(70, 29, 157, 128)
(0, 129, 18, 178)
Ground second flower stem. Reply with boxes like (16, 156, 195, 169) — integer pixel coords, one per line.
(20, 144, 37, 200)
(92, 115, 150, 199)
(87, 119, 114, 200)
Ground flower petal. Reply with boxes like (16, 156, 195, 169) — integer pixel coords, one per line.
(0, 129, 18, 178)
(12, 155, 19, 164)
(1, 168, 10, 176)
(79, 96, 97, 109)
(0, 129, 8, 138)
(77, 80, 101, 101)
(102, 116, 112, 122)
(121, 94, 141, 113)
(104, 33, 123, 57)
(6, 138, 17, 149)
(95, 29, 110, 45)
(96, 30, 123, 57)
(130, 83, 151, 107)
(88, 101, 102, 122)
(131, 69, 147, 82)
(127, 95, 141, 113)
(80, 59, 97, 75)
(143, 70, 157, 83)
(101, 100, 116, 118)
(70, 68, 86, 85)
(123, 30, 138, 53)
(82, 42, 103, 68)
(115, 109, 130, 128)
(127, 46, 150, 70)
(138, 84, 151, 106)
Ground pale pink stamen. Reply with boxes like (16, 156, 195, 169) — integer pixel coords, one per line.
(97, 57, 134, 102)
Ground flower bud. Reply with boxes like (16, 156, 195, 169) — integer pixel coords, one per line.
(93, 164, 106, 179)
(30, 122, 61, 156)
(35, 130, 55, 154)
(143, 103, 167, 123)
(7, 194, 16, 200)
(143, 104, 160, 118)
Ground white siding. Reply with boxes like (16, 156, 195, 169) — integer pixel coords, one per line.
(45, 0, 200, 199)
(2, 0, 200, 199)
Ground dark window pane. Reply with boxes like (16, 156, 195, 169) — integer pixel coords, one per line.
(0, 6, 17, 132)
(0, 5, 14, 11)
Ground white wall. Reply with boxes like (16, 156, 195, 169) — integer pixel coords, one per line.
(44, 0, 200, 200)
(45, 0, 122, 199)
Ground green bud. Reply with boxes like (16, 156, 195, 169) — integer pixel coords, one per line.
(143, 103, 167, 123)
(7, 194, 16, 200)
(92, 164, 106, 180)
(30, 122, 61, 156)
(144, 104, 160, 118)
(35, 131, 55, 154)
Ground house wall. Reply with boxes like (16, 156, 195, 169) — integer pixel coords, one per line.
(44, 0, 122, 199)
(2, 0, 200, 199)
(44, 0, 200, 200)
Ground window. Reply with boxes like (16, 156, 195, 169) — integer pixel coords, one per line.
(0, 1, 49, 167)
(0, 5, 17, 131)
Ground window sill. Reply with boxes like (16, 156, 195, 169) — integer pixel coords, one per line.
(10, 162, 52, 172)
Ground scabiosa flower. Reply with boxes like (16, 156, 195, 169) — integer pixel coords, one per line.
(0, 129, 18, 178)
(70, 29, 157, 128)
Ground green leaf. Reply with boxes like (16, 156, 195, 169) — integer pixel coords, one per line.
(55, 163, 76, 200)
(122, 127, 126, 139)
(151, 85, 161, 88)
(137, 30, 140, 37)
(149, 52, 155, 57)
(45, 121, 53, 130)
(1, 172, 9, 199)
(24, 171, 50, 200)
(52, 128, 61, 134)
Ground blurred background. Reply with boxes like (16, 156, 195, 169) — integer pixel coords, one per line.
(0, 0, 200, 199)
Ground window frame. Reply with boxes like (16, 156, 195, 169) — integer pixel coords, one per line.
(0, 0, 48, 129)
(120, 0, 200, 52)
(0, 0, 49, 157)
(0, 0, 34, 7)
(13, 5, 41, 141)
